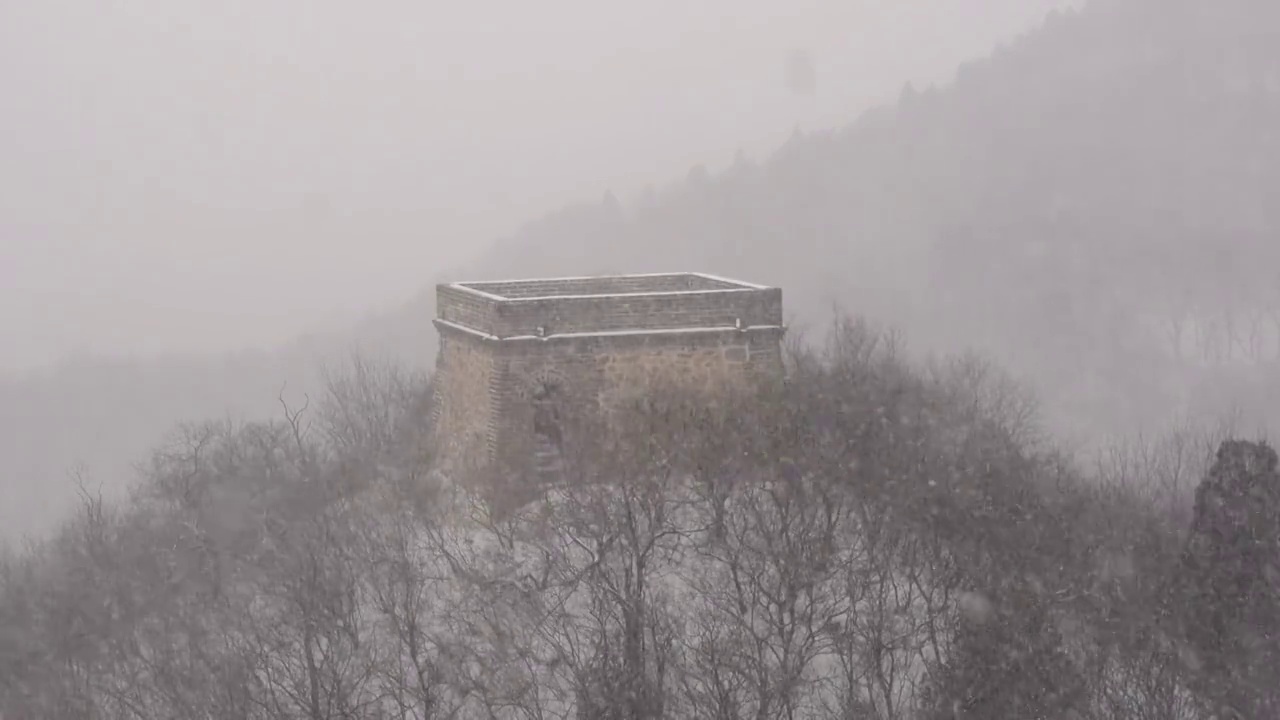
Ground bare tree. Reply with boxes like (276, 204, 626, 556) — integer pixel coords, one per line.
(681, 472, 852, 720)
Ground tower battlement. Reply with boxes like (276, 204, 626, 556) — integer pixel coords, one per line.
(436, 272, 781, 340)
(430, 272, 784, 496)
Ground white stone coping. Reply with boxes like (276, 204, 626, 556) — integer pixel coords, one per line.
(445, 272, 772, 302)
(434, 318, 786, 343)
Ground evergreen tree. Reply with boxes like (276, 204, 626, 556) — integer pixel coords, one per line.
(1176, 440, 1280, 718)
(923, 589, 1085, 720)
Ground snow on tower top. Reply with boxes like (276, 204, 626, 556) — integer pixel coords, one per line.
(436, 272, 781, 341)
(451, 272, 766, 301)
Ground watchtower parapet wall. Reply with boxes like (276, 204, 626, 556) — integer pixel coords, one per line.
(436, 273, 782, 339)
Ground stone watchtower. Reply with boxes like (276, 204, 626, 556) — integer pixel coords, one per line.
(430, 272, 784, 491)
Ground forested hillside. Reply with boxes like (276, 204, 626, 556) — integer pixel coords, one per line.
(4, 320, 1277, 717)
(453, 0, 1280, 444)
(6, 0, 1280, 539)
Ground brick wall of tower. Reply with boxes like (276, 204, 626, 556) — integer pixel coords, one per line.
(490, 288, 781, 337)
(487, 327, 784, 483)
(430, 330, 500, 481)
(437, 285, 499, 332)
(470, 274, 739, 298)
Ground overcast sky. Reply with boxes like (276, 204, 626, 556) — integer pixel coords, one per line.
(1, 0, 1073, 373)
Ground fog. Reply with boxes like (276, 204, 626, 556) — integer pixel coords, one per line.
(3, 0, 1069, 371)
(9, 1, 1280, 716)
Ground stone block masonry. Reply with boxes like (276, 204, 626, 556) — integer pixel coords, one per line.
(430, 272, 785, 494)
